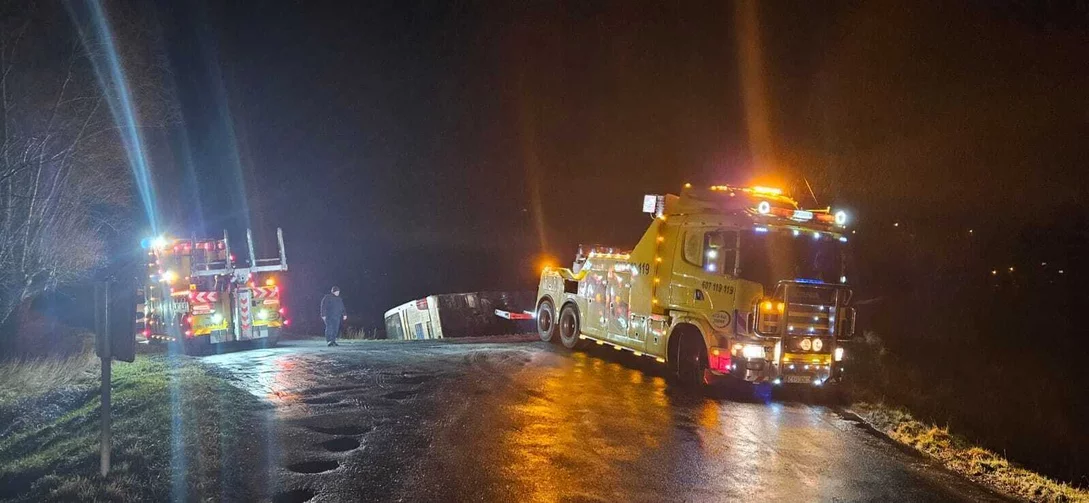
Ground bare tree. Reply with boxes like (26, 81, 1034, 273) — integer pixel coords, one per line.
(0, 1, 173, 332)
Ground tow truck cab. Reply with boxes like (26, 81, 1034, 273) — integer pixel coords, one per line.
(535, 185, 857, 387)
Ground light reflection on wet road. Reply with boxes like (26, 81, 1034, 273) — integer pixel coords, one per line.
(202, 338, 1006, 503)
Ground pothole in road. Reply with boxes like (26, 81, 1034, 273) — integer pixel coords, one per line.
(307, 424, 374, 436)
(272, 488, 315, 503)
(302, 396, 341, 405)
(321, 437, 361, 452)
(287, 460, 340, 474)
(382, 390, 418, 400)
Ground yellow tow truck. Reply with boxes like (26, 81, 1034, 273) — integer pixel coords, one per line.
(534, 185, 857, 387)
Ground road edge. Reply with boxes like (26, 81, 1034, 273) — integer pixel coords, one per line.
(838, 404, 1088, 503)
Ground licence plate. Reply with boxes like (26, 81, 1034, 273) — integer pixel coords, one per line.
(784, 375, 812, 384)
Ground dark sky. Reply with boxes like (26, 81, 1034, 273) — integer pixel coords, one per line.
(145, 0, 1089, 329)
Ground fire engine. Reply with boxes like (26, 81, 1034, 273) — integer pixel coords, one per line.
(535, 185, 857, 388)
(138, 228, 290, 355)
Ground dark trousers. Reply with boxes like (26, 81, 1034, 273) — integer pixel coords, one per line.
(324, 318, 341, 342)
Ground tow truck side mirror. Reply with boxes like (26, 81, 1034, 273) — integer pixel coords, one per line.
(837, 307, 857, 340)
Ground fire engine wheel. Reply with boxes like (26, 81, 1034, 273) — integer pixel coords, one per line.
(558, 304, 582, 349)
(183, 336, 211, 356)
(537, 300, 557, 343)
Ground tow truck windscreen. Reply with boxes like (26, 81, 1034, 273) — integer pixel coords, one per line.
(737, 229, 844, 289)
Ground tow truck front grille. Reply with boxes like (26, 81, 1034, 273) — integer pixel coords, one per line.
(785, 303, 832, 336)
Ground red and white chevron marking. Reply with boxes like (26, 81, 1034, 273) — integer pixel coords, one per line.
(189, 291, 219, 303)
(252, 286, 280, 299)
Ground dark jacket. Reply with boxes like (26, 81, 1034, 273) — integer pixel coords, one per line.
(320, 294, 345, 320)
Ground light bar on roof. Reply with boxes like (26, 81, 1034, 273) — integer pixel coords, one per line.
(751, 186, 783, 195)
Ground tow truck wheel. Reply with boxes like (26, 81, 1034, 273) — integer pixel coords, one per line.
(558, 304, 583, 349)
(675, 335, 708, 388)
(537, 300, 557, 343)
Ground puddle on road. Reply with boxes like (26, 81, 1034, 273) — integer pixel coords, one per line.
(321, 437, 361, 452)
(272, 488, 315, 503)
(302, 396, 341, 405)
(307, 424, 375, 436)
(382, 390, 418, 400)
(287, 460, 340, 474)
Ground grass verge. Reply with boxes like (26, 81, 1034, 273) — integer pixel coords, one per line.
(0, 354, 270, 502)
(0, 351, 96, 407)
(851, 402, 1089, 503)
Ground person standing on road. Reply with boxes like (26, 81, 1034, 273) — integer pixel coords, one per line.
(320, 286, 347, 347)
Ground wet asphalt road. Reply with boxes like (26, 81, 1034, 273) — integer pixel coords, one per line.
(202, 337, 1007, 503)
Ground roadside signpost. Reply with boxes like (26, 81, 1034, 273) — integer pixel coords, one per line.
(93, 277, 137, 476)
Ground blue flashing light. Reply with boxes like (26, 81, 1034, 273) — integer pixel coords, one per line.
(754, 226, 769, 233)
(838, 236, 848, 243)
(793, 278, 824, 284)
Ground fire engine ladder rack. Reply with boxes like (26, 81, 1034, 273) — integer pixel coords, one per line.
(191, 228, 288, 277)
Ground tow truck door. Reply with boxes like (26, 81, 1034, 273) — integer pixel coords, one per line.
(582, 264, 607, 337)
(608, 266, 642, 350)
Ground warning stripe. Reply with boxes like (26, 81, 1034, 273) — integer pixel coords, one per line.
(190, 291, 219, 303)
(252, 286, 280, 299)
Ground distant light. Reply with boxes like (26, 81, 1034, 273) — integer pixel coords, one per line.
(773, 378, 782, 385)
(813, 379, 823, 387)
(1059, 270, 1064, 274)
(792, 229, 800, 237)
(812, 232, 821, 240)
(834, 347, 845, 361)
(840, 275, 847, 284)
(833, 210, 848, 226)
(1041, 262, 1047, 266)
(991, 270, 997, 275)
(968, 229, 974, 235)
(894, 222, 900, 227)
(1008, 267, 1014, 272)
(684, 182, 692, 188)
(757, 201, 771, 214)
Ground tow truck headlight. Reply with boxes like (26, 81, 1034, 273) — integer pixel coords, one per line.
(757, 201, 771, 214)
(799, 338, 812, 351)
(834, 347, 845, 361)
(741, 344, 765, 359)
(812, 338, 823, 351)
